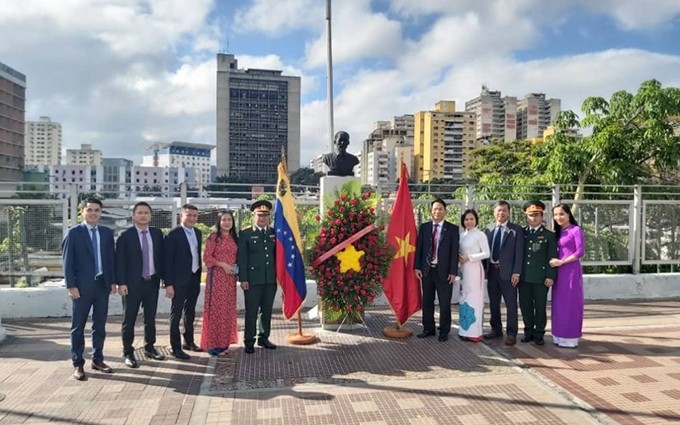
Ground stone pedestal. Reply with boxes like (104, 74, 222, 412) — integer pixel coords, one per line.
(320, 176, 360, 217)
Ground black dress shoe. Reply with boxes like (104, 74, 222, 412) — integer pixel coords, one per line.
(257, 339, 277, 349)
(244, 345, 255, 354)
(520, 335, 534, 343)
(171, 349, 191, 360)
(144, 347, 166, 360)
(124, 354, 139, 368)
(483, 331, 502, 340)
(91, 360, 113, 373)
(438, 334, 449, 342)
(182, 342, 203, 352)
(416, 331, 436, 338)
(73, 366, 86, 381)
(535, 336, 545, 346)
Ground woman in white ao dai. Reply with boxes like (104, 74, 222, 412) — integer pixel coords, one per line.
(458, 209, 490, 341)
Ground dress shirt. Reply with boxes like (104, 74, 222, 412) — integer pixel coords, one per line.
(84, 223, 103, 277)
(182, 224, 200, 273)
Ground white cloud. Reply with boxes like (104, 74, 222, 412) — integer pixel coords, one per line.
(298, 49, 680, 164)
(304, 0, 404, 68)
(233, 0, 323, 35)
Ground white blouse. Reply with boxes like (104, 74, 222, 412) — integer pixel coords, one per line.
(459, 228, 491, 262)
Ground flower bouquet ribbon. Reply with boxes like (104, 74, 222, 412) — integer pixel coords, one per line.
(311, 224, 376, 268)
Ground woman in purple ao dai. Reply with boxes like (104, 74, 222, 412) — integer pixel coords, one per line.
(549, 203, 586, 348)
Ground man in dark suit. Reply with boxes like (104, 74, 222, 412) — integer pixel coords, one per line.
(62, 198, 116, 380)
(238, 200, 277, 354)
(164, 203, 202, 359)
(116, 201, 166, 368)
(484, 200, 525, 345)
(519, 201, 557, 346)
(414, 198, 459, 342)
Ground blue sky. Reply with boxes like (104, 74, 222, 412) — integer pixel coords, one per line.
(1, 0, 679, 167)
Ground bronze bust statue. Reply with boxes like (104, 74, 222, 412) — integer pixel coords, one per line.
(323, 131, 359, 176)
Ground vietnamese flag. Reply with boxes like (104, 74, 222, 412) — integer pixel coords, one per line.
(384, 162, 421, 326)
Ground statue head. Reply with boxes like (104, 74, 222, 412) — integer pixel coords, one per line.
(334, 131, 350, 153)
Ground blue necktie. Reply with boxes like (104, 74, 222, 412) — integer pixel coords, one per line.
(491, 226, 502, 262)
(91, 227, 100, 276)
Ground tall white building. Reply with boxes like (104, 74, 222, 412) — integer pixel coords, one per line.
(25, 116, 62, 166)
(67, 144, 102, 166)
(360, 115, 414, 187)
(142, 141, 213, 186)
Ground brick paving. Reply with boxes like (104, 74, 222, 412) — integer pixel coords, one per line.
(0, 300, 678, 424)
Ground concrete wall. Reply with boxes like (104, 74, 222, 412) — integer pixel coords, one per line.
(1, 274, 679, 320)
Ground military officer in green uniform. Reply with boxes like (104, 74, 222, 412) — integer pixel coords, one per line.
(238, 200, 277, 354)
(519, 201, 557, 346)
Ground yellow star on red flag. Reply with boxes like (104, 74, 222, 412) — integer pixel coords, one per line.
(394, 231, 416, 265)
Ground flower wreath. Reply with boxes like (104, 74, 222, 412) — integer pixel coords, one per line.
(307, 182, 393, 321)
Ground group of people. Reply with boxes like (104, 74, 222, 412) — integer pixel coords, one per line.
(414, 199, 586, 348)
(62, 198, 278, 381)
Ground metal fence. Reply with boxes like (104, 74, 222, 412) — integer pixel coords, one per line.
(1, 181, 679, 286)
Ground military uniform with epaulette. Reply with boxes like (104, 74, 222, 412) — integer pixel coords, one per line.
(519, 201, 557, 345)
(238, 200, 278, 353)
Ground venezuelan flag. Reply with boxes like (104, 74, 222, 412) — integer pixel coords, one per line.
(274, 161, 307, 320)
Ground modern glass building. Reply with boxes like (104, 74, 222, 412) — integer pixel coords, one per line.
(216, 54, 300, 184)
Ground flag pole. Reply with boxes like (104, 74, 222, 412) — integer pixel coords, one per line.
(382, 161, 417, 339)
(279, 146, 317, 345)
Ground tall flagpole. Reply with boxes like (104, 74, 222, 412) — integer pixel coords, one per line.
(326, 0, 335, 152)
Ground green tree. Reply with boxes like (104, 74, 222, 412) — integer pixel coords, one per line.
(540, 79, 680, 203)
(289, 167, 323, 187)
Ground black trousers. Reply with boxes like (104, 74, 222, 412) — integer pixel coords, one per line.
(169, 272, 201, 350)
(243, 283, 277, 347)
(121, 276, 160, 355)
(487, 266, 518, 336)
(421, 265, 453, 335)
(519, 281, 549, 337)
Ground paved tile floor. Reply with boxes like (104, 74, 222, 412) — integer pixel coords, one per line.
(0, 300, 678, 424)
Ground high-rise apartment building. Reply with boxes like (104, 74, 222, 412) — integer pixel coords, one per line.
(216, 53, 301, 184)
(0, 61, 26, 181)
(465, 86, 517, 142)
(414, 101, 476, 183)
(360, 115, 414, 187)
(516, 93, 561, 140)
(25, 116, 62, 165)
(66, 144, 102, 165)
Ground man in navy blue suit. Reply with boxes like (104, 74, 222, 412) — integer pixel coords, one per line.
(62, 198, 117, 380)
(484, 200, 525, 346)
(414, 198, 460, 342)
(116, 201, 165, 368)
(164, 204, 202, 359)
